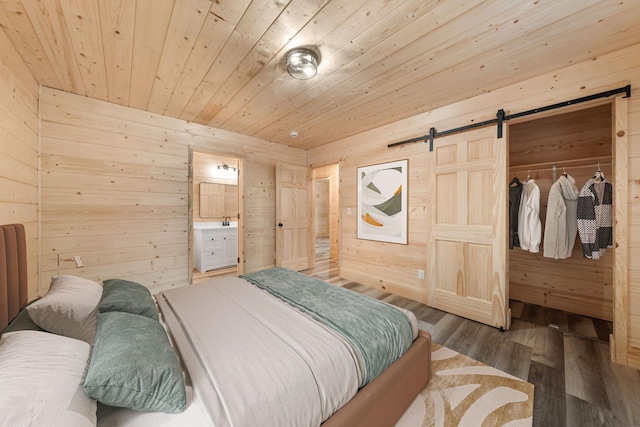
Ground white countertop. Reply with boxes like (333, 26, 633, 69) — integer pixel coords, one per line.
(194, 221, 238, 230)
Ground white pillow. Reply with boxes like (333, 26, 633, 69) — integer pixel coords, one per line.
(26, 275, 103, 344)
(0, 330, 97, 427)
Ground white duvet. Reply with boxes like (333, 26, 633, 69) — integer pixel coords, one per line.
(98, 276, 417, 427)
(161, 277, 364, 427)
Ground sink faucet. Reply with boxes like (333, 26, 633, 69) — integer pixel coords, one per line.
(223, 216, 231, 226)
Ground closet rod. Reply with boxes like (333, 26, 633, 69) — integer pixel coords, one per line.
(512, 162, 613, 183)
(510, 156, 612, 172)
(510, 164, 612, 175)
(388, 84, 631, 151)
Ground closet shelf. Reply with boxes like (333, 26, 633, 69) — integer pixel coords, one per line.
(509, 156, 611, 172)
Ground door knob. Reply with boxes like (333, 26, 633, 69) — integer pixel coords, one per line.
(278, 223, 283, 227)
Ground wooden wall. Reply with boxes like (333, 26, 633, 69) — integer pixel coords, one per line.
(319, 153, 430, 304)
(39, 87, 305, 294)
(509, 104, 613, 321)
(315, 179, 329, 238)
(0, 29, 39, 300)
(308, 43, 640, 368)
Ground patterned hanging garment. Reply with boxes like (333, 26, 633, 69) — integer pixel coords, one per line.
(576, 177, 613, 259)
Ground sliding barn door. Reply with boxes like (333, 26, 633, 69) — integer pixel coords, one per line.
(427, 125, 510, 329)
(276, 163, 314, 271)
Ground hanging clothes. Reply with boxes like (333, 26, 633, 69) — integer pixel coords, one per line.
(517, 179, 541, 253)
(543, 174, 579, 259)
(509, 177, 523, 249)
(577, 177, 613, 259)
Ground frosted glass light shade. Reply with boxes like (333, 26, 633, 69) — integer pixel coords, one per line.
(286, 48, 318, 80)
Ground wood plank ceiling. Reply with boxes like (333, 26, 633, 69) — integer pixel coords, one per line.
(1, 0, 639, 150)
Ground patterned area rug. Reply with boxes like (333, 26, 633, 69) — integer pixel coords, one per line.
(396, 343, 534, 427)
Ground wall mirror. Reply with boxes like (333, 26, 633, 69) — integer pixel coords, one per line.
(199, 182, 225, 217)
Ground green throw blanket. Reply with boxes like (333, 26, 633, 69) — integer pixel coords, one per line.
(240, 267, 414, 386)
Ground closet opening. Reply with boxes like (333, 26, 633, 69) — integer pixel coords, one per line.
(508, 102, 615, 343)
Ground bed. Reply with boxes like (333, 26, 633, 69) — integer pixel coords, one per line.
(0, 223, 431, 426)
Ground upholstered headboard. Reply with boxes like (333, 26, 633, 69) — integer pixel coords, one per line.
(0, 224, 28, 331)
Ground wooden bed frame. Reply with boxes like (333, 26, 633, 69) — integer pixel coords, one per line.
(1, 222, 431, 426)
(322, 329, 431, 426)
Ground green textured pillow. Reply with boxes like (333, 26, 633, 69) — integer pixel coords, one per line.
(1, 307, 42, 335)
(83, 311, 186, 413)
(99, 279, 159, 320)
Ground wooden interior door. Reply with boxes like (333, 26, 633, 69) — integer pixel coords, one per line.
(276, 163, 314, 271)
(427, 125, 510, 329)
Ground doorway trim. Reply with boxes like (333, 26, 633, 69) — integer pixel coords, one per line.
(611, 95, 629, 365)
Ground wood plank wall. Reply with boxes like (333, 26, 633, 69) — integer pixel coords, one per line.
(0, 29, 39, 300)
(315, 180, 329, 238)
(323, 152, 430, 304)
(308, 43, 640, 368)
(39, 87, 305, 294)
(509, 104, 613, 321)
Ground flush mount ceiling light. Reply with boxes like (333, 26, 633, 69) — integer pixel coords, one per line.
(286, 48, 319, 80)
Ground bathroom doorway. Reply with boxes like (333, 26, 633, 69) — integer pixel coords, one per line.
(190, 150, 243, 283)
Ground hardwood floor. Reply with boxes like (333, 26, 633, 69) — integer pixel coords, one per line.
(302, 238, 640, 427)
(193, 265, 237, 282)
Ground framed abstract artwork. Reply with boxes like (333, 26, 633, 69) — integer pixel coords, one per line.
(357, 159, 408, 244)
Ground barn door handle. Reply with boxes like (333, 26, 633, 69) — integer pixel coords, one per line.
(278, 223, 283, 227)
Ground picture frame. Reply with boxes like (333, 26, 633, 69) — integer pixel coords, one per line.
(357, 159, 408, 244)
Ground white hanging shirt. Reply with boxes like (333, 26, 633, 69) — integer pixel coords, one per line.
(517, 179, 542, 253)
(543, 174, 579, 259)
